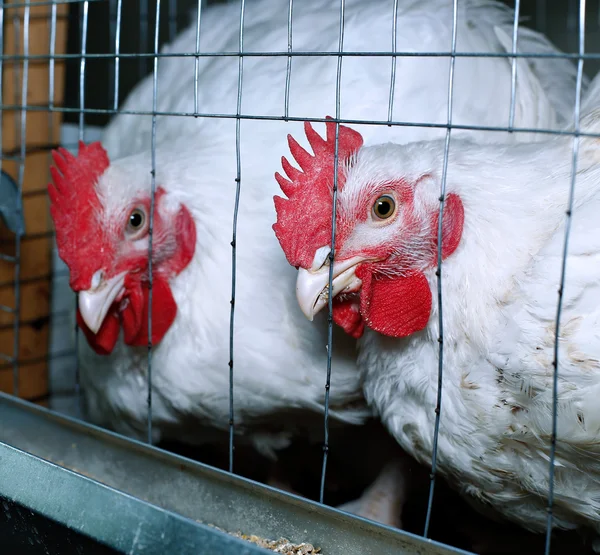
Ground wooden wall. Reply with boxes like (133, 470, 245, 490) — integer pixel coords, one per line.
(0, 2, 68, 402)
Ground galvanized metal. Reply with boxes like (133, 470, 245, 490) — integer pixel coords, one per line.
(0, 392, 471, 555)
(0, 443, 267, 554)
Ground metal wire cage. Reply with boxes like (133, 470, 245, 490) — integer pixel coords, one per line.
(1, 1, 599, 554)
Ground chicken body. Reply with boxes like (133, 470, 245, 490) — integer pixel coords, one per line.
(49, 2, 589, 532)
(274, 71, 600, 542)
(63, 143, 369, 453)
(77, 0, 583, 453)
(355, 128, 600, 537)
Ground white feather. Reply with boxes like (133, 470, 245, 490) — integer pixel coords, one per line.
(78, 0, 582, 457)
(337, 76, 600, 540)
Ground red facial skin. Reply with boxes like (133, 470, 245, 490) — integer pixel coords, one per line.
(340, 188, 463, 339)
(76, 191, 196, 355)
(49, 142, 196, 355)
(273, 120, 464, 339)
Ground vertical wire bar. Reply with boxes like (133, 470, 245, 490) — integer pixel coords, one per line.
(283, 0, 293, 120)
(12, 5, 30, 398)
(423, 0, 458, 538)
(49, 3, 57, 127)
(147, 0, 162, 446)
(508, 0, 521, 131)
(168, 0, 177, 41)
(0, 6, 4, 327)
(74, 1, 89, 409)
(78, 2, 88, 142)
(113, 0, 123, 112)
(228, 0, 246, 474)
(545, 3, 586, 553)
(319, 0, 345, 505)
(12, 15, 20, 162)
(387, 0, 398, 123)
(140, 0, 149, 79)
(7, 14, 18, 381)
(193, 0, 202, 114)
(47, 0, 57, 395)
(108, 0, 117, 110)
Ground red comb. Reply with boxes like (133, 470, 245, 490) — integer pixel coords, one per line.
(48, 141, 112, 290)
(273, 117, 363, 269)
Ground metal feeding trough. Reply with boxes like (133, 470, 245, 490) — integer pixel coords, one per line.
(0, 392, 471, 555)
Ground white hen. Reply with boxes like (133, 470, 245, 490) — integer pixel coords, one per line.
(275, 65, 600, 546)
(61, 0, 583, 528)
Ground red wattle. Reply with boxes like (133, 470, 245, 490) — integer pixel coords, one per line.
(77, 309, 120, 355)
(356, 266, 432, 338)
(332, 299, 365, 338)
(76, 277, 178, 353)
(431, 193, 464, 261)
(121, 277, 177, 347)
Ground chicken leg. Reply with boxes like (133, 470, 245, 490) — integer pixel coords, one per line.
(336, 459, 407, 528)
(267, 458, 407, 529)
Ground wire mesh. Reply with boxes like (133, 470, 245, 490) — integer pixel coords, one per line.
(0, 10, 4, 365)
(12, 4, 28, 400)
(227, 0, 245, 474)
(108, 0, 122, 112)
(545, 2, 587, 554)
(319, 0, 347, 507)
(146, 0, 161, 446)
(425, 0, 458, 538)
(0, 1, 599, 554)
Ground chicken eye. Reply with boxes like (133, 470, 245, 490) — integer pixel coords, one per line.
(372, 195, 396, 220)
(126, 208, 147, 238)
(129, 210, 144, 229)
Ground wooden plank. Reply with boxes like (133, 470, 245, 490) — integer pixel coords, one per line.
(0, 362, 50, 400)
(0, 2, 69, 402)
(0, 280, 51, 327)
(0, 319, 49, 363)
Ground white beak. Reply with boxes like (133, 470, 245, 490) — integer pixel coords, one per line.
(78, 271, 127, 334)
(296, 255, 366, 320)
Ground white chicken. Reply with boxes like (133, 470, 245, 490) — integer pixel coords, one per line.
(274, 69, 600, 547)
(103, 0, 582, 158)
(53, 0, 583, 530)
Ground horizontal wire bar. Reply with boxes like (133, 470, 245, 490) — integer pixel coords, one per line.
(0, 230, 55, 245)
(0, 270, 69, 290)
(0, 154, 26, 161)
(0, 348, 75, 372)
(0, 104, 596, 138)
(0, 353, 14, 364)
(0, 14, 69, 22)
(1, 0, 103, 9)
(0, 253, 17, 263)
(0, 304, 15, 313)
(2, 143, 63, 157)
(0, 50, 599, 62)
(0, 309, 72, 332)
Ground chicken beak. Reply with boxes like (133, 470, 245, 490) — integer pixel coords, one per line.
(78, 271, 127, 334)
(296, 256, 365, 321)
